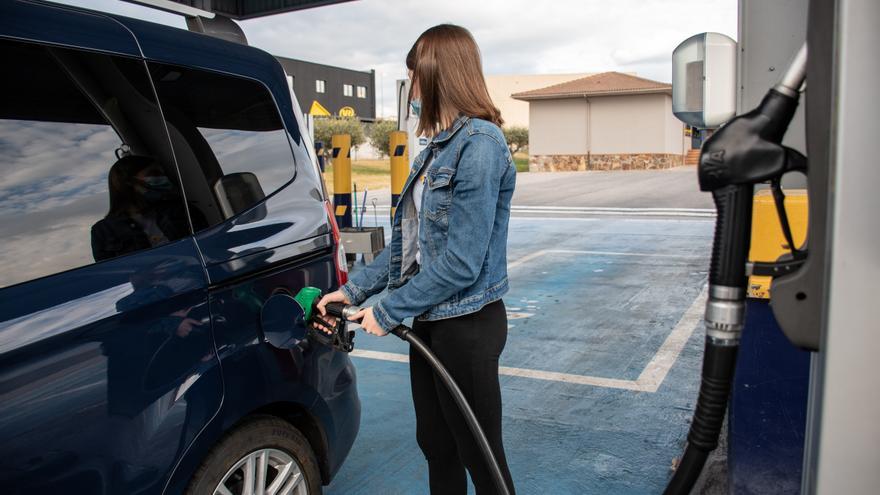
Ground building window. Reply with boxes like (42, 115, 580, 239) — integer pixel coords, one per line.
(316, 79, 325, 93)
(356, 85, 367, 99)
(343, 84, 353, 97)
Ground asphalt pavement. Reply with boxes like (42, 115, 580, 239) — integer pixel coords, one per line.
(363, 166, 712, 213)
(512, 166, 713, 209)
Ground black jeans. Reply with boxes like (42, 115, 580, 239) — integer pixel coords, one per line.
(410, 299, 515, 495)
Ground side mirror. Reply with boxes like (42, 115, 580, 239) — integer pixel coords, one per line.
(672, 32, 737, 129)
(213, 172, 266, 220)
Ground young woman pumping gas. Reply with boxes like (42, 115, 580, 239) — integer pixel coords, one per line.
(315, 24, 516, 495)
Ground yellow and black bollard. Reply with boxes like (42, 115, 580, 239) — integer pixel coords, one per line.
(331, 134, 352, 228)
(389, 130, 408, 219)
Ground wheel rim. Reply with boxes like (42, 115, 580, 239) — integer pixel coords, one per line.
(214, 448, 308, 495)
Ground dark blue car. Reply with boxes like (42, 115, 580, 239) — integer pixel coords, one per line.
(0, 1, 360, 493)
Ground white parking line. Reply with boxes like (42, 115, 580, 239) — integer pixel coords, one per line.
(507, 249, 705, 270)
(349, 285, 708, 393)
(357, 204, 715, 218)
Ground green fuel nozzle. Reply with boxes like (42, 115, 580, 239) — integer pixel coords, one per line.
(293, 286, 322, 323)
(293, 286, 356, 353)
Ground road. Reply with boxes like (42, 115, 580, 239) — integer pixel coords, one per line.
(362, 166, 713, 212)
(512, 166, 713, 209)
(328, 209, 714, 494)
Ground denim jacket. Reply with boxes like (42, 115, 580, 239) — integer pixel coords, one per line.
(341, 115, 516, 332)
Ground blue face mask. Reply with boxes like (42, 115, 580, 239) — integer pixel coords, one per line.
(142, 176, 172, 191)
(410, 98, 421, 117)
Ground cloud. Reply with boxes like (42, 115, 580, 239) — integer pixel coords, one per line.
(56, 0, 736, 118)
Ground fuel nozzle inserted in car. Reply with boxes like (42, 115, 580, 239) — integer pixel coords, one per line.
(663, 43, 808, 495)
(290, 287, 356, 352)
(310, 295, 512, 495)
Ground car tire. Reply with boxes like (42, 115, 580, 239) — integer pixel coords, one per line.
(186, 415, 323, 495)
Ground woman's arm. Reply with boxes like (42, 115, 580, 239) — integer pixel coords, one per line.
(371, 132, 508, 331)
(340, 244, 391, 305)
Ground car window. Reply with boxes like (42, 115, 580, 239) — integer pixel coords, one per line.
(0, 39, 190, 288)
(149, 62, 296, 231)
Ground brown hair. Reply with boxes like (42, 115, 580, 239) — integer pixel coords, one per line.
(406, 24, 503, 137)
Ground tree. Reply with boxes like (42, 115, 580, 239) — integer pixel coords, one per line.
(366, 119, 399, 157)
(503, 126, 529, 155)
(313, 117, 366, 159)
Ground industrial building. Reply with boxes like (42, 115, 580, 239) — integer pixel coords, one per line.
(276, 56, 376, 121)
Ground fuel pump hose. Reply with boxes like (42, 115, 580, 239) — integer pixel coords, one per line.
(324, 301, 512, 495)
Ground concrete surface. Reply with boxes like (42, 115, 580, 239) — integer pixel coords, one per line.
(325, 210, 714, 494)
(512, 167, 713, 209)
(365, 166, 712, 213)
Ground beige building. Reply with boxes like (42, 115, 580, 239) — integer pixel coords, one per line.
(485, 73, 593, 128)
(512, 72, 688, 171)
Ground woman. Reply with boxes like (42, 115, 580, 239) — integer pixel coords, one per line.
(315, 24, 516, 495)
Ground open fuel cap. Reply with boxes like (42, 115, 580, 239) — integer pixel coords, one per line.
(260, 293, 307, 349)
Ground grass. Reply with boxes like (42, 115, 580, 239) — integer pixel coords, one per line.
(322, 153, 530, 195)
(322, 159, 391, 196)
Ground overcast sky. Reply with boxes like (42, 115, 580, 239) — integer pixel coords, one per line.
(54, 0, 737, 118)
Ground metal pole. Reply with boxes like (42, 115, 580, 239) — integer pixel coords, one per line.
(389, 130, 408, 220)
(331, 134, 353, 228)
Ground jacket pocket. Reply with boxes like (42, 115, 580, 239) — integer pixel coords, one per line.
(426, 168, 454, 212)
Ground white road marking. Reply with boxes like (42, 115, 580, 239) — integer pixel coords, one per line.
(512, 205, 713, 212)
(636, 285, 708, 392)
(507, 249, 704, 271)
(510, 205, 715, 218)
(349, 285, 708, 393)
(363, 204, 715, 218)
(350, 349, 409, 363)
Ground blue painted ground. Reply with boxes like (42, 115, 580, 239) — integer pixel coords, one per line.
(326, 214, 713, 494)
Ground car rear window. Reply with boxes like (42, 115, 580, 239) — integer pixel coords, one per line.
(149, 62, 296, 231)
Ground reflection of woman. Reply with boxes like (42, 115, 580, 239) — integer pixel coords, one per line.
(91, 155, 189, 262)
(316, 25, 516, 495)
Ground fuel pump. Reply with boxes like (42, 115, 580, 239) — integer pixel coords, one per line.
(663, 42, 808, 494)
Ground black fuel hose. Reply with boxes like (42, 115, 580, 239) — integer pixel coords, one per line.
(325, 302, 511, 495)
(663, 341, 739, 494)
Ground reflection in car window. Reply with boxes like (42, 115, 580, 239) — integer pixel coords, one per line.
(149, 63, 296, 230)
(0, 39, 188, 288)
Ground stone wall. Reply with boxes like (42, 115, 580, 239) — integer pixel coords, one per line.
(529, 153, 684, 172)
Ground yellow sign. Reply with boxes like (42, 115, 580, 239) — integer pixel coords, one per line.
(339, 106, 356, 117)
(309, 100, 330, 116)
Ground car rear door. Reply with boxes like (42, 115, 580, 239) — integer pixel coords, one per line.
(0, 3, 221, 494)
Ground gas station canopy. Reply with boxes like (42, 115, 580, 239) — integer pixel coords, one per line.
(161, 0, 355, 19)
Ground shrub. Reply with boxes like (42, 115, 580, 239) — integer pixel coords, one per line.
(366, 119, 399, 158)
(313, 117, 366, 158)
(503, 126, 529, 155)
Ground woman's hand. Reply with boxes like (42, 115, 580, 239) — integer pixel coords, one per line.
(349, 307, 388, 336)
(312, 290, 350, 334)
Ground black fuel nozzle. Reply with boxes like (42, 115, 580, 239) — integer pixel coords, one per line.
(324, 302, 411, 339)
(293, 287, 356, 353)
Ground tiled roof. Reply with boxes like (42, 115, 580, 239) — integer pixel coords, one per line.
(511, 71, 671, 100)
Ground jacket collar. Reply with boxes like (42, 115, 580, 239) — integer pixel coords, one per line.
(430, 114, 469, 147)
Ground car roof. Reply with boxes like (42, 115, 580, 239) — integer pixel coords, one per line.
(13, 1, 286, 84)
